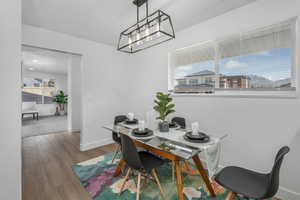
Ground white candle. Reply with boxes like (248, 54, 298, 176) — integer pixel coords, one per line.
(138, 120, 145, 131)
(127, 112, 134, 121)
(191, 122, 199, 135)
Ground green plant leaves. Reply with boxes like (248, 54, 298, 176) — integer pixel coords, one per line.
(53, 90, 68, 104)
(153, 92, 175, 121)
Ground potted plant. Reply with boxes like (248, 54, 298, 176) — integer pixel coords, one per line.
(53, 90, 68, 116)
(153, 92, 175, 132)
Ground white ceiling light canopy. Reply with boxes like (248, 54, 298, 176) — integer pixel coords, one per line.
(117, 0, 175, 53)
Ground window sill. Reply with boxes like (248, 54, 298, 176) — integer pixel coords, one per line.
(171, 91, 298, 99)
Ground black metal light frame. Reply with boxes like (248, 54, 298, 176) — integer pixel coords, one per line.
(117, 0, 175, 53)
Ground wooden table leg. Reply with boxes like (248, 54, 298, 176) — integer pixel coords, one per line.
(175, 160, 184, 200)
(113, 159, 125, 177)
(192, 155, 216, 197)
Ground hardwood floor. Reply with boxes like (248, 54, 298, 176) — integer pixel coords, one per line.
(22, 132, 116, 200)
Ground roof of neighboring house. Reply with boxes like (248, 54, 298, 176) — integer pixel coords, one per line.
(175, 83, 214, 88)
(185, 70, 215, 77)
(220, 75, 251, 80)
(176, 70, 250, 80)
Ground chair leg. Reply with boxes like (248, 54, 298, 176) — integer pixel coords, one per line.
(225, 191, 235, 200)
(119, 168, 131, 195)
(136, 172, 141, 200)
(152, 169, 165, 199)
(111, 144, 121, 164)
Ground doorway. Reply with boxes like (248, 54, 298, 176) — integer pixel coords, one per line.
(21, 45, 82, 138)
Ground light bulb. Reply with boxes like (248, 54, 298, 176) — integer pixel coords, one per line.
(145, 25, 151, 41)
(128, 36, 132, 48)
(155, 23, 159, 32)
(136, 31, 142, 46)
(155, 22, 161, 37)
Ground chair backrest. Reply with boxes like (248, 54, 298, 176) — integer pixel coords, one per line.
(264, 146, 290, 198)
(120, 134, 143, 170)
(114, 115, 127, 125)
(112, 115, 127, 143)
(172, 117, 186, 129)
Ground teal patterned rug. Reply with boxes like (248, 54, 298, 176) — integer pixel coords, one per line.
(72, 153, 278, 200)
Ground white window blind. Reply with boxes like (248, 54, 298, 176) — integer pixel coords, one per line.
(173, 42, 215, 67)
(219, 20, 293, 59)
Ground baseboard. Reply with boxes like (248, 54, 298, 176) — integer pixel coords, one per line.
(217, 165, 300, 200)
(277, 186, 300, 200)
(68, 129, 81, 133)
(80, 138, 114, 151)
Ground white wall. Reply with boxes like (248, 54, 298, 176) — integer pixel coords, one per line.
(68, 54, 82, 132)
(22, 25, 131, 150)
(126, 0, 300, 199)
(0, 0, 22, 199)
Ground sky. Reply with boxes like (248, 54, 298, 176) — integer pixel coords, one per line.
(175, 48, 292, 81)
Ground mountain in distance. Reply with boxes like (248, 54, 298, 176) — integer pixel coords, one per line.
(248, 74, 291, 88)
(273, 78, 291, 87)
(248, 75, 273, 88)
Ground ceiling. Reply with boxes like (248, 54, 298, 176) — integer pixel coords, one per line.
(22, 46, 70, 75)
(22, 0, 256, 46)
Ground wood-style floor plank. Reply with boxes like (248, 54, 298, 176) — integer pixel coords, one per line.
(22, 132, 116, 200)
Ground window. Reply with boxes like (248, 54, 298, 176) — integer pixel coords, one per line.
(169, 18, 296, 94)
(171, 43, 216, 93)
(189, 79, 198, 85)
(22, 78, 57, 104)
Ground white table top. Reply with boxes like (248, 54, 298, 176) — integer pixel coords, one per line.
(103, 122, 221, 151)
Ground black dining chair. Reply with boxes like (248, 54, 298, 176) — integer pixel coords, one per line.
(171, 117, 186, 129)
(119, 134, 165, 200)
(171, 117, 191, 180)
(215, 146, 290, 200)
(111, 115, 127, 163)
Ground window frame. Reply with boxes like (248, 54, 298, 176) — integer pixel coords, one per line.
(22, 77, 57, 104)
(168, 18, 298, 98)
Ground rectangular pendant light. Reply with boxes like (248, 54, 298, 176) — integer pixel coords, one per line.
(117, 0, 175, 54)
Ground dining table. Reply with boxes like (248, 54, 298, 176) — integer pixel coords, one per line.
(103, 122, 223, 200)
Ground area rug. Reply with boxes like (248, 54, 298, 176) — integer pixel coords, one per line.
(72, 153, 278, 200)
